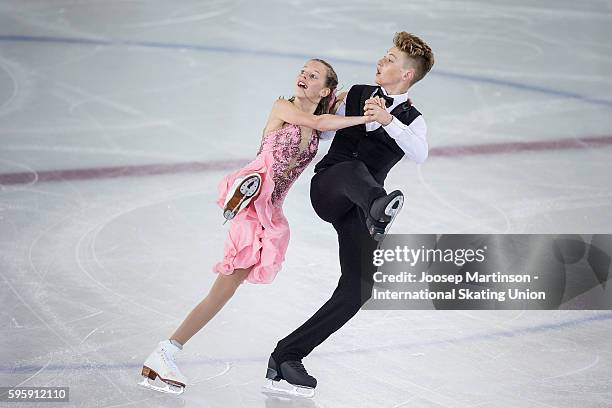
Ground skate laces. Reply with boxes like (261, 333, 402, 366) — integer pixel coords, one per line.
(160, 348, 181, 376)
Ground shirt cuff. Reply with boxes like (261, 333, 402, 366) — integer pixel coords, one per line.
(319, 130, 336, 140)
(382, 116, 407, 140)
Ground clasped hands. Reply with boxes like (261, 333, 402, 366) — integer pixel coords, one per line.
(363, 96, 393, 126)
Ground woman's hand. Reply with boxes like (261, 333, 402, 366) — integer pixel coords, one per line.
(331, 91, 347, 114)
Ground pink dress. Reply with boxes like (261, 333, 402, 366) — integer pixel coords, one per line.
(213, 124, 319, 284)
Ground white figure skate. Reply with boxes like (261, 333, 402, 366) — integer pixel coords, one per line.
(223, 173, 262, 223)
(138, 340, 187, 395)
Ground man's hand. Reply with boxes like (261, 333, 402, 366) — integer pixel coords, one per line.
(364, 96, 393, 126)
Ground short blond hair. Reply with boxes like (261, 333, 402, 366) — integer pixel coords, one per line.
(393, 32, 434, 84)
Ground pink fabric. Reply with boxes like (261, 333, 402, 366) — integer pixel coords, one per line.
(213, 124, 319, 284)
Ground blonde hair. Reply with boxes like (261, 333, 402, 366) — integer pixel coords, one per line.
(393, 32, 434, 84)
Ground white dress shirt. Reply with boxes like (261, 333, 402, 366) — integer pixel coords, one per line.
(320, 86, 428, 164)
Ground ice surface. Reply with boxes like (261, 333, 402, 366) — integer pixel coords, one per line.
(1, 1, 611, 407)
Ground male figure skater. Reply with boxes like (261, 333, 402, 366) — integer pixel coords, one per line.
(264, 32, 434, 397)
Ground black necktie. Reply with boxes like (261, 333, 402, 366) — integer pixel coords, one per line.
(374, 87, 394, 108)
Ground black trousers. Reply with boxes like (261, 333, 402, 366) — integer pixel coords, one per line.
(272, 160, 386, 363)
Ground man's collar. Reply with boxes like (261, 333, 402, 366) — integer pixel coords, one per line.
(377, 86, 409, 105)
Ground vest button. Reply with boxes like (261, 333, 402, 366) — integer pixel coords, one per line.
(352, 152, 358, 157)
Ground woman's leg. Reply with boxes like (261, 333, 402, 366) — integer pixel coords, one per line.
(170, 267, 251, 345)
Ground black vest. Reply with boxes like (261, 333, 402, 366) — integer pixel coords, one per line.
(314, 84, 422, 184)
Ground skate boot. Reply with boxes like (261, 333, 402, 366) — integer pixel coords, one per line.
(262, 356, 316, 398)
(366, 190, 404, 242)
(223, 173, 262, 223)
(138, 340, 187, 395)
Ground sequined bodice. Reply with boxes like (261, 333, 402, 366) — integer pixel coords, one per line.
(257, 124, 319, 206)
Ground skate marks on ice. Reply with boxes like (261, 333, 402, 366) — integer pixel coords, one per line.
(1, 271, 170, 408)
(1, 33, 612, 109)
(1, 185, 220, 406)
(3, 181, 611, 408)
(4, 312, 611, 374)
(1, 1, 611, 407)
(4, 311, 611, 407)
(138, 360, 232, 397)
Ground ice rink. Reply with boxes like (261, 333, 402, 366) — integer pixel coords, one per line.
(1, 0, 612, 407)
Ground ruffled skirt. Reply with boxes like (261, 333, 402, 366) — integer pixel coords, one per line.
(212, 152, 289, 284)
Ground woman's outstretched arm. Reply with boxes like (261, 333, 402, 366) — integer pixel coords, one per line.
(271, 99, 372, 132)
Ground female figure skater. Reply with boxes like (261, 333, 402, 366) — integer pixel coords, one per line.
(139, 59, 373, 395)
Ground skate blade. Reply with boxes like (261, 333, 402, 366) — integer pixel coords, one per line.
(262, 379, 315, 399)
(138, 377, 185, 396)
(375, 195, 404, 243)
(222, 174, 261, 223)
(384, 195, 404, 218)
